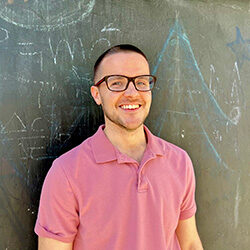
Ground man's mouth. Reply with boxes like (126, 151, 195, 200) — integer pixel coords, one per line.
(120, 104, 141, 110)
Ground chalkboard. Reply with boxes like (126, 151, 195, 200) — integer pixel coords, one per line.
(0, 1, 249, 249)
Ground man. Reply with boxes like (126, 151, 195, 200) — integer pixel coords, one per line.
(35, 44, 203, 249)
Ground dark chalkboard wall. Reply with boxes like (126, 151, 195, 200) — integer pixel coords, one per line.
(0, 1, 249, 249)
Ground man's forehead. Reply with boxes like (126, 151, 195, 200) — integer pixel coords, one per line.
(100, 51, 149, 71)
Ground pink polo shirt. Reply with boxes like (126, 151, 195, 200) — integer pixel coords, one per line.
(35, 125, 197, 250)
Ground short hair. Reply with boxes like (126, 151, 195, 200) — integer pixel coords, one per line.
(93, 44, 148, 81)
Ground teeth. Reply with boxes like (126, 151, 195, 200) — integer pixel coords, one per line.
(121, 104, 140, 110)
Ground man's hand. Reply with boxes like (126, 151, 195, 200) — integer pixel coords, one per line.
(176, 216, 203, 250)
(38, 237, 73, 250)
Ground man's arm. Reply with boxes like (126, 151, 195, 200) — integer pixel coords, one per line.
(176, 215, 203, 250)
(38, 237, 73, 250)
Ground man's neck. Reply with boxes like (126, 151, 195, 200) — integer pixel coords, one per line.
(103, 123, 147, 163)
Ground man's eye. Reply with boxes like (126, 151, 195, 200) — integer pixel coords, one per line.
(111, 81, 122, 86)
(137, 81, 148, 86)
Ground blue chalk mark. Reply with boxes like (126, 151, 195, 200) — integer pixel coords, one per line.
(227, 27, 250, 68)
(152, 19, 236, 170)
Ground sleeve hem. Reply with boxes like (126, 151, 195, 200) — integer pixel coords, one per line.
(179, 205, 197, 220)
(34, 220, 75, 243)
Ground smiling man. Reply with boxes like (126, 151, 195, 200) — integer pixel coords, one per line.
(35, 44, 203, 250)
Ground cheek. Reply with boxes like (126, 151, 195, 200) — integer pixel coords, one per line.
(100, 92, 119, 109)
(145, 93, 152, 106)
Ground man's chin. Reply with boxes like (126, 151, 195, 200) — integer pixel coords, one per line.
(119, 121, 144, 132)
(104, 114, 146, 132)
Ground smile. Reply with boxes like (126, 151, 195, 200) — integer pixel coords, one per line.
(120, 104, 141, 110)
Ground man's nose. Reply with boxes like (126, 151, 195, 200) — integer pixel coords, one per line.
(123, 81, 139, 96)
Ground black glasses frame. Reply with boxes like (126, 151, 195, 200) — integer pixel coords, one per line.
(94, 74, 156, 92)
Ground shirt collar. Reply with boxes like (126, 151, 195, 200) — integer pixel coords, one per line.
(90, 124, 165, 164)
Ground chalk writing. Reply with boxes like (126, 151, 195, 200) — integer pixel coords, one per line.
(18, 48, 43, 72)
(49, 38, 86, 64)
(90, 38, 111, 52)
(209, 64, 219, 97)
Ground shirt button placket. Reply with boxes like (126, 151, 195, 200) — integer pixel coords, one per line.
(137, 171, 148, 193)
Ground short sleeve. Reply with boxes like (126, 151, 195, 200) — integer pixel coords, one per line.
(179, 153, 197, 220)
(34, 159, 79, 242)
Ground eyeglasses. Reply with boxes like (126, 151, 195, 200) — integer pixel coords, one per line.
(94, 75, 156, 92)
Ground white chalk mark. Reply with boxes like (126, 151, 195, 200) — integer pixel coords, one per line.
(73, 38, 86, 61)
(234, 62, 241, 81)
(234, 175, 241, 229)
(31, 117, 44, 132)
(49, 38, 74, 64)
(0, 0, 96, 31)
(213, 129, 223, 142)
(165, 110, 197, 116)
(72, 66, 81, 80)
(181, 130, 185, 138)
(101, 23, 120, 32)
(18, 141, 29, 158)
(17, 42, 33, 45)
(221, 3, 242, 11)
(18, 136, 46, 140)
(19, 47, 43, 72)
(231, 4, 242, 10)
(49, 37, 85, 64)
(2, 113, 27, 133)
(90, 38, 111, 52)
(0, 27, 9, 43)
(229, 106, 241, 125)
(209, 64, 219, 97)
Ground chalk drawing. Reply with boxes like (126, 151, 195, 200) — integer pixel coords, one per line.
(227, 27, 250, 68)
(17, 135, 48, 160)
(31, 117, 44, 132)
(101, 23, 121, 32)
(152, 19, 243, 170)
(0, 0, 95, 31)
(1, 113, 27, 134)
(0, 27, 9, 43)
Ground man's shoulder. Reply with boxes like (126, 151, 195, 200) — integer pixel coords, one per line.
(150, 131, 188, 158)
(51, 134, 96, 176)
(56, 137, 91, 162)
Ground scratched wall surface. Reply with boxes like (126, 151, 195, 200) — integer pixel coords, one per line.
(0, 0, 249, 249)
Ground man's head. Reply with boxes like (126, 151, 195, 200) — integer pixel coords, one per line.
(91, 44, 155, 131)
(93, 44, 149, 82)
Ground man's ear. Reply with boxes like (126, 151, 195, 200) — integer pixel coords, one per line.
(90, 86, 102, 105)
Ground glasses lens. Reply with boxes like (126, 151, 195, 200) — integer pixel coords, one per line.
(135, 76, 155, 91)
(107, 76, 127, 91)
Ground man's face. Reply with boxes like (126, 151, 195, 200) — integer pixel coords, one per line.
(91, 51, 152, 131)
